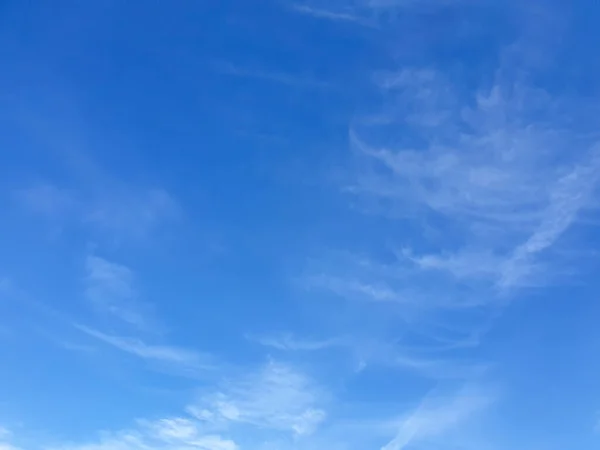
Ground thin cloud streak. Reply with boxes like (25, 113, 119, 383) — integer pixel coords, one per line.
(252, 331, 486, 379)
(55, 417, 237, 450)
(249, 333, 344, 351)
(215, 62, 333, 90)
(289, 0, 465, 26)
(76, 325, 214, 375)
(381, 385, 494, 450)
(499, 148, 600, 289)
(290, 3, 377, 27)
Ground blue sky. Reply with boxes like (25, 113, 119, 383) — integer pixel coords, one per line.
(2, 0, 600, 449)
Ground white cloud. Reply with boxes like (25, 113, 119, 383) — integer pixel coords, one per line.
(142, 418, 237, 450)
(251, 330, 484, 379)
(57, 417, 237, 450)
(401, 248, 503, 282)
(289, 0, 462, 26)
(84, 255, 151, 329)
(498, 149, 600, 288)
(215, 62, 332, 90)
(76, 325, 213, 376)
(290, 3, 377, 27)
(300, 60, 600, 363)
(188, 361, 327, 436)
(298, 19, 600, 384)
(250, 333, 344, 351)
(0, 427, 19, 450)
(0, 445, 19, 450)
(381, 385, 494, 450)
(52, 362, 329, 450)
(350, 75, 600, 291)
(305, 274, 404, 303)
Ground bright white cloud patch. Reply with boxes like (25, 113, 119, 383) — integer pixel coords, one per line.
(53, 362, 330, 450)
(189, 361, 326, 436)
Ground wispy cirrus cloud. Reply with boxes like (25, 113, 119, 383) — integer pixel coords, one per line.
(252, 330, 486, 379)
(188, 361, 327, 437)
(215, 62, 332, 90)
(381, 384, 494, 450)
(291, 2, 600, 392)
(76, 325, 214, 376)
(55, 417, 237, 450)
(52, 361, 328, 450)
(305, 273, 404, 303)
(289, 0, 464, 26)
(350, 73, 600, 291)
(84, 255, 153, 330)
(249, 333, 344, 351)
(300, 60, 600, 370)
(290, 3, 377, 27)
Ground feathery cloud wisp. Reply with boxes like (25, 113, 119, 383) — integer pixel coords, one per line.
(84, 255, 151, 329)
(250, 333, 344, 351)
(76, 325, 214, 376)
(188, 361, 326, 436)
(56, 417, 237, 450)
(303, 42, 600, 380)
(381, 385, 494, 450)
(351, 71, 600, 286)
(290, 3, 377, 26)
(57, 361, 328, 450)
